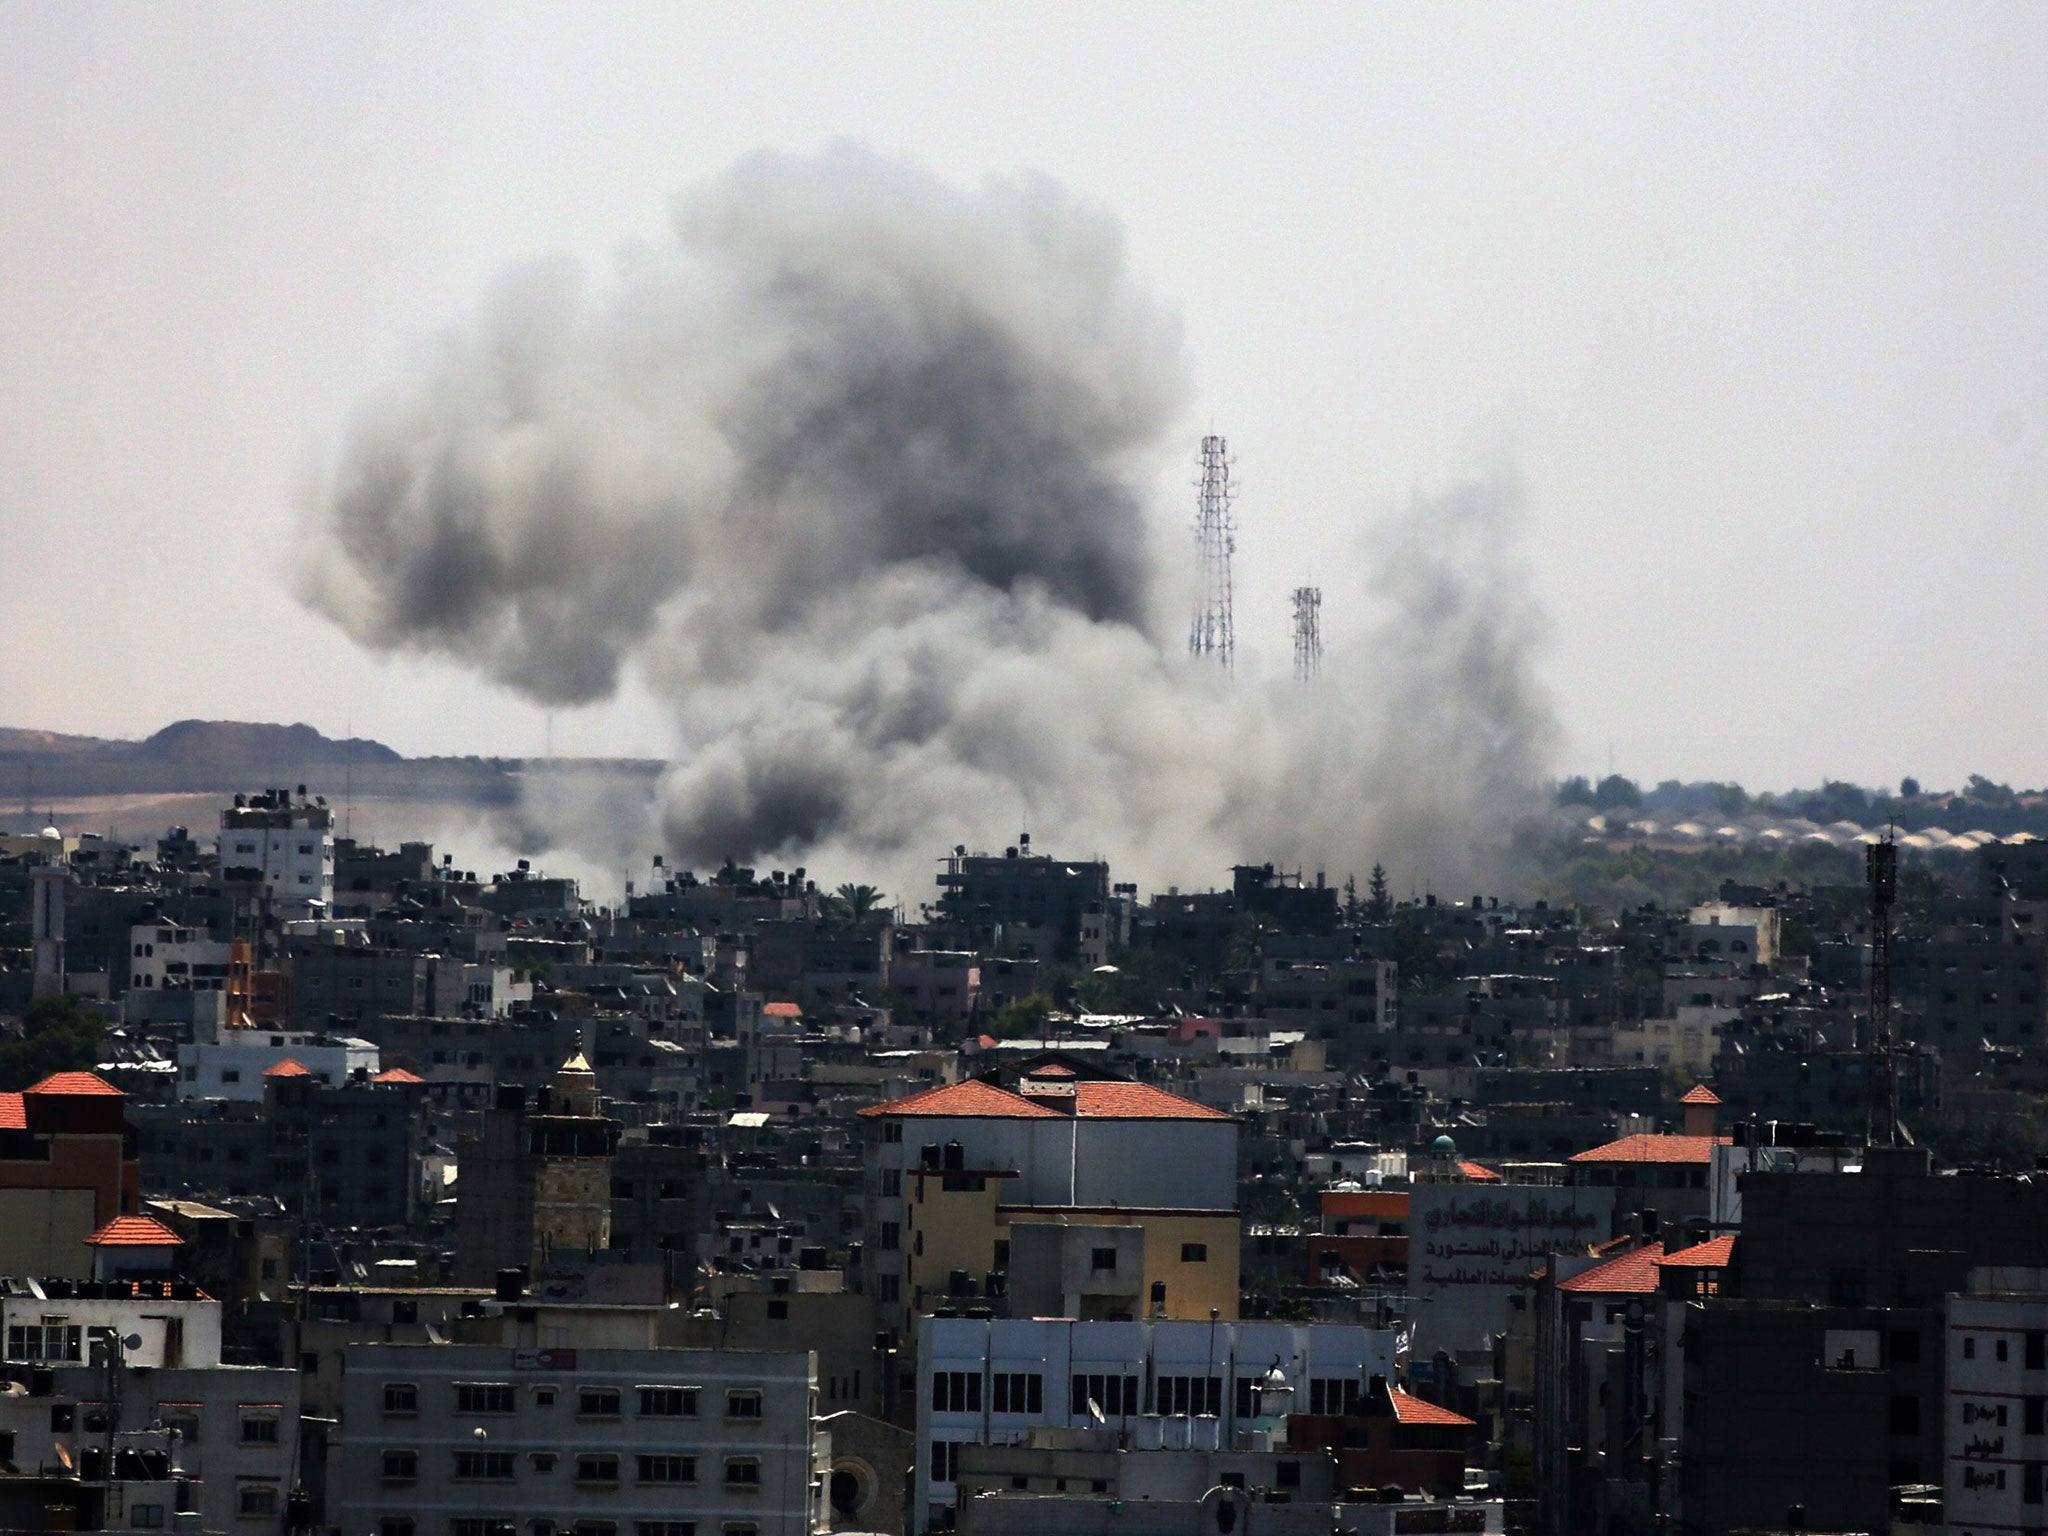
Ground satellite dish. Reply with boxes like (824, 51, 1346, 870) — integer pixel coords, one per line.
(123, 1334, 143, 1352)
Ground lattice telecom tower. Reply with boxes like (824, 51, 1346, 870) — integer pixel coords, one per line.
(1189, 435, 1237, 671)
(1291, 586, 1323, 681)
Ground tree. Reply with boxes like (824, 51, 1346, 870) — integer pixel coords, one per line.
(1593, 774, 1643, 811)
(0, 995, 105, 1092)
(1342, 875, 1360, 925)
(1899, 776, 1921, 799)
(1557, 775, 1595, 807)
(987, 994, 1053, 1040)
(835, 884, 883, 921)
(1366, 863, 1392, 923)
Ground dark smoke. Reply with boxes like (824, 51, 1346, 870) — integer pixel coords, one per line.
(303, 145, 1555, 896)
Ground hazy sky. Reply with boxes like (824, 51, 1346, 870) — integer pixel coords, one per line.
(4, 3, 2045, 792)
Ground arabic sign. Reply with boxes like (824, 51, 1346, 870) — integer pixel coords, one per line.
(1409, 1184, 1618, 1353)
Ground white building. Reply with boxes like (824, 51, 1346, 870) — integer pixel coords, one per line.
(128, 921, 234, 995)
(176, 1031, 380, 1101)
(1947, 1270, 2048, 1536)
(218, 789, 334, 915)
(914, 1315, 1397, 1532)
(336, 1343, 826, 1536)
(0, 1275, 300, 1536)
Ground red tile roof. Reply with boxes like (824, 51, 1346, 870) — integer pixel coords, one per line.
(1656, 1235, 1736, 1268)
(1555, 1245, 1663, 1295)
(1072, 1081, 1230, 1120)
(261, 1059, 311, 1079)
(1568, 1133, 1727, 1165)
(1457, 1160, 1503, 1183)
(1679, 1084, 1722, 1105)
(0, 1094, 25, 1131)
(1387, 1388, 1477, 1427)
(762, 1001, 802, 1019)
(858, 1077, 1228, 1122)
(84, 1215, 184, 1248)
(372, 1068, 424, 1085)
(25, 1071, 123, 1098)
(1026, 1064, 1078, 1077)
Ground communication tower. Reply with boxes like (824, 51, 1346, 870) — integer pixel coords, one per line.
(1189, 435, 1236, 672)
(1291, 586, 1322, 681)
(1866, 832, 1900, 1147)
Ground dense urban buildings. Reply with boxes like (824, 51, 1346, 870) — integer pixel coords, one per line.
(9, 787, 2048, 1533)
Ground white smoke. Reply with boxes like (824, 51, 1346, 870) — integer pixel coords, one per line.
(302, 145, 1556, 900)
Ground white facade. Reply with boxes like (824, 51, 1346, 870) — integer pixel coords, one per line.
(217, 795, 335, 915)
(337, 1343, 826, 1536)
(129, 922, 234, 994)
(176, 1033, 380, 1101)
(1947, 1279, 2048, 1536)
(915, 1315, 1397, 1532)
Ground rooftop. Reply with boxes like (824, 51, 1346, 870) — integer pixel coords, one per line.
(1555, 1245, 1663, 1295)
(859, 1076, 1230, 1122)
(1387, 1388, 1478, 1427)
(1568, 1133, 1728, 1166)
(25, 1071, 123, 1098)
(1657, 1235, 1736, 1268)
(1679, 1084, 1723, 1106)
(261, 1059, 311, 1079)
(84, 1215, 184, 1249)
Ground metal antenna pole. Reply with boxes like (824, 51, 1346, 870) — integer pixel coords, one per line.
(1290, 586, 1322, 681)
(1189, 435, 1237, 673)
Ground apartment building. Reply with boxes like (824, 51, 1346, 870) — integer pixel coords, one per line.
(335, 1343, 825, 1536)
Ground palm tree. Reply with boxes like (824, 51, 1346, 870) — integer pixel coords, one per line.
(835, 883, 883, 922)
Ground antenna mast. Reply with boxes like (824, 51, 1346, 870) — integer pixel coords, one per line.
(1866, 832, 1900, 1148)
(1291, 586, 1322, 681)
(1189, 435, 1237, 672)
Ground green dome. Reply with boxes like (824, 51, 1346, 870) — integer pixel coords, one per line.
(1432, 1134, 1457, 1153)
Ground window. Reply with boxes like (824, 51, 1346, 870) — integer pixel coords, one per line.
(450, 1522, 517, 1536)
(2031, 1397, 2046, 1437)
(576, 1453, 620, 1484)
(239, 1412, 280, 1444)
(637, 1385, 698, 1417)
(1155, 1375, 1222, 1415)
(132, 1507, 164, 1529)
(883, 1121, 903, 1143)
(163, 1410, 200, 1446)
(879, 1222, 900, 1251)
(724, 1457, 761, 1487)
(721, 1527, 756, 1536)
(931, 1373, 981, 1413)
(7, 1324, 82, 1362)
(636, 1454, 695, 1484)
(578, 1386, 621, 1417)
(727, 1389, 763, 1419)
(237, 1483, 278, 1518)
(530, 1453, 557, 1474)
(635, 1526, 696, 1536)
(2030, 1332, 2045, 1371)
(2002, 1338, 2013, 1363)
(881, 1170, 902, 1197)
(382, 1450, 418, 1480)
(991, 1373, 1044, 1414)
(1888, 1329, 1921, 1365)
(1966, 1337, 1978, 1360)
(766, 1299, 788, 1320)
(457, 1382, 516, 1414)
(930, 1440, 960, 1483)
(571, 1525, 616, 1536)
(1889, 1395, 1919, 1435)
(1276, 1460, 1302, 1489)
(1181, 1243, 1209, 1263)
(456, 1451, 516, 1480)
(379, 1520, 414, 1536)
(1070, 1374, 1140, 1416)
(1309, 1379, 1365, 1416)
(383, 1382, 419, 1414)
(1090, 1247, 1118, 1271)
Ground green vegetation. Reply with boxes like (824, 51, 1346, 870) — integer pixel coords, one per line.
(0, 995, 106, 1092)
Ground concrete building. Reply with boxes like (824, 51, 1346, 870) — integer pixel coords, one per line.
(218, 788, 334, 916)
(859, 1067, 1237, 1336)
(126, 920, 233, 997)
(335, 1342, 825, 1536)
(0, 1072, 143, 1280)
(915, 1314, 1398, 1531)
(1946, 1268, 2048, 1536)
(934, 839, 1111, 961)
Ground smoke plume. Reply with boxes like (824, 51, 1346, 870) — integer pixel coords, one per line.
(303, 145, 1556, 898)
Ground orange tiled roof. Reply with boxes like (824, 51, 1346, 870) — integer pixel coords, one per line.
(84, 1215, 183, 1248)
(1568, 1133, 1727, 1166)
(858, 1077, 1228, 1122)
(1457, 1160, 1503, 1183)
(1026, 1064, 1078, 1077)
(0, 1094, 25, 1131)
(762, 1001, 802, 1019)
(1657, 1235, 1736, 1268)
(1679, 1084, 1722, 1106)
(1387, 1388, 1477, 1427)
(1556, 1245, 1663, 1294)
(25, 1071, 123, 1098)
(372, 1068, 425, 1085)
(261, 1059, 311, 1079)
